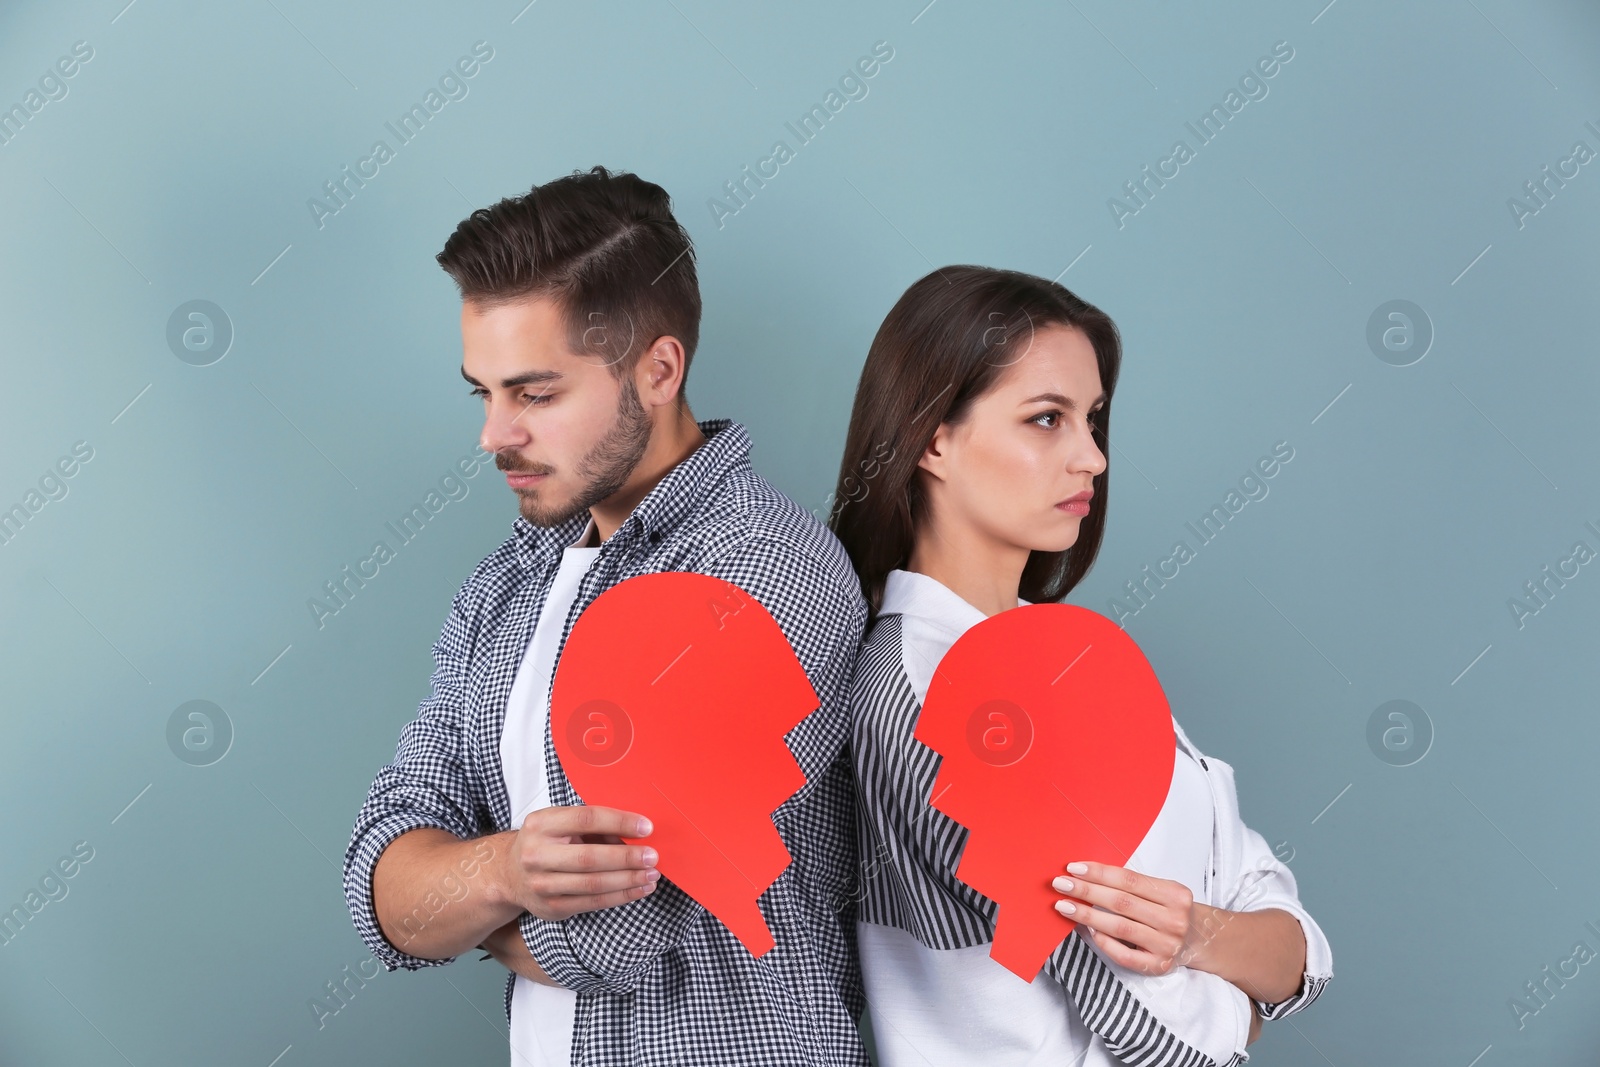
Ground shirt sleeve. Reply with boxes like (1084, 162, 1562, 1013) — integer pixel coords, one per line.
(1211, 757, 1334, 1022)
(342, 578, 491, 972)
(1045, 932, 1254, 1066)
(520, 533, 868, 995)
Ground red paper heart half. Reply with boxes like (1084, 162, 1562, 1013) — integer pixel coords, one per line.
(550, 572, 819, 957)
(912, 603, 1175, 981)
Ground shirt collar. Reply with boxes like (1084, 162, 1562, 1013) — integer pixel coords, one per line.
(511, 417, 748, 570)
(568, 514, 599, 549)
(879, 568, 1030, 629)
(880, 568, 1030, 704)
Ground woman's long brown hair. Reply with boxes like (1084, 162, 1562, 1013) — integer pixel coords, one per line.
(827, 265, 1122, 619)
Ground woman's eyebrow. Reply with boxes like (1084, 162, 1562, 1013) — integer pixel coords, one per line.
(1019, 390, 1108, 410)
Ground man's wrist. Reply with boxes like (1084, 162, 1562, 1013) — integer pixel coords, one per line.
(479, 830, 520, 911)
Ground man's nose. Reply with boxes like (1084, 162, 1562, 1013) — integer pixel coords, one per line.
(480, 398, 529, 454)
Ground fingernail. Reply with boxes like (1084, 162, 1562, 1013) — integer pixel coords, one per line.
(644, 868, 660, 882)
(637, 818, 653, 836)
(1056, 900, 1077, 915)
(642, 848, 659, 865)
(1066, 862, 1088, 875)
(1052, 877, 1074, 893)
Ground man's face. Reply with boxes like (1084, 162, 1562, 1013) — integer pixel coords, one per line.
(461, 295, 652, 528)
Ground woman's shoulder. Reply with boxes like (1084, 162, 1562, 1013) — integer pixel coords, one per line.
(847, 612, 927, 741)
(854, 610, 912, 687)
(1170, 715, 1208, 764)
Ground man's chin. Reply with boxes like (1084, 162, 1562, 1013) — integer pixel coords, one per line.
(515, 489, 586, 528)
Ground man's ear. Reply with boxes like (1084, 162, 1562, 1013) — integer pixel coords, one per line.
(637, 335, 687, 406)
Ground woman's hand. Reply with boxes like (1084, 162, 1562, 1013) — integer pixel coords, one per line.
(1052, 860, 1308, 1004)
(1051, 860, 1209, 975)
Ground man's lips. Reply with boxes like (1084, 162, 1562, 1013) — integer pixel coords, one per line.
(504, 469, 549, 488)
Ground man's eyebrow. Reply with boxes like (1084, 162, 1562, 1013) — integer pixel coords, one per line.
(460, 365, 564, 389)
(1019, 390, 1108, 410)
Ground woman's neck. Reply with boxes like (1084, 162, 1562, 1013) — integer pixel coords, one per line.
(905, 524, 1029, 617)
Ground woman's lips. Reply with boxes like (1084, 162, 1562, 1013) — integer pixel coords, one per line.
(1057, 491, 1092, 517)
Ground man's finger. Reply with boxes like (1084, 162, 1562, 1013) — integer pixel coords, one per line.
(526, 804, 653, 839)
(540, 881, 659, 920)
(526, 840, 659, 875)
(528, 867, 661, 900)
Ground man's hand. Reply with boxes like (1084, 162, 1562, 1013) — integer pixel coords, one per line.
(371, 806, 661, 966)
(499, 805, 661, 921)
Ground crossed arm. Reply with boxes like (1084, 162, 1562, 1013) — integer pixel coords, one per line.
(1050, 860, 1307, 1044)
(371, 805, 661, 984)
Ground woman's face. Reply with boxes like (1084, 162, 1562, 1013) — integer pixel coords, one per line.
(917, 323, 1108, 555)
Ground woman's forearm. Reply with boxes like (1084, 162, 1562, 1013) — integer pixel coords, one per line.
(1185, 903, 1306, 1005)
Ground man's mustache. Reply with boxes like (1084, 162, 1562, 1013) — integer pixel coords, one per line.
(495, 454, 554, 476)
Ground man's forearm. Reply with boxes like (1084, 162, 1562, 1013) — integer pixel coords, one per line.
(481, 917, 562, 985)
(373, 827, 522, 961)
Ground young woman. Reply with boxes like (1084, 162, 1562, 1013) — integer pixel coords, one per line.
(828, 266, 1332, 1066)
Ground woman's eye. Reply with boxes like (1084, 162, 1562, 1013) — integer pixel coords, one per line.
(1032, 411, 1060, 428)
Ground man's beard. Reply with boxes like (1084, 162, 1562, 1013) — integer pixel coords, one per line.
(503, 377, 653, 528)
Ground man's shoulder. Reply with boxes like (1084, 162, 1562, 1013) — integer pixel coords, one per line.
(443, 528, 528, 624)
(682, 466, 863, 603)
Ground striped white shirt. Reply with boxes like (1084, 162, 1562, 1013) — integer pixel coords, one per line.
(850, 568, 1333, 1066)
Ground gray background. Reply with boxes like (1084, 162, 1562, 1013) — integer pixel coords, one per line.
(2, 0, 1597, 1064)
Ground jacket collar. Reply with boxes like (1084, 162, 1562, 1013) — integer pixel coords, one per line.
(510, 417, 748, 571)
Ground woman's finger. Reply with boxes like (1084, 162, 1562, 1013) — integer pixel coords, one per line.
(1075, 923, 1172, 975)
(1055, 863, 1192, 931)
(1057, 895, 1184, 965)
(1054, 877, 1186, 941)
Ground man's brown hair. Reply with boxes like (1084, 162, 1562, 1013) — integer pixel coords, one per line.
(437, 166, 700, 397)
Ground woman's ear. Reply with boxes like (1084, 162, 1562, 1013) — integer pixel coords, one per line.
(917, 422, 949, 481)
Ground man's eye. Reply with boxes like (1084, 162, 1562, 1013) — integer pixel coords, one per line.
(522, 393, 552, 406)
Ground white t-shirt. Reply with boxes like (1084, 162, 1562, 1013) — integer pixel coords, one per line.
(858, 568, 1223, 1067)
(500, 516, 604, 1067)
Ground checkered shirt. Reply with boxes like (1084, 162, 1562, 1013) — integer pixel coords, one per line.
(342, 418, 871, 1067)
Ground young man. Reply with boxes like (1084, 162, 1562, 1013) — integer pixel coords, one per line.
(340, 166, 871, 1066)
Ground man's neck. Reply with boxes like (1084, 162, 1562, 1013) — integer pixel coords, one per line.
(589, 408, 708, 542)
